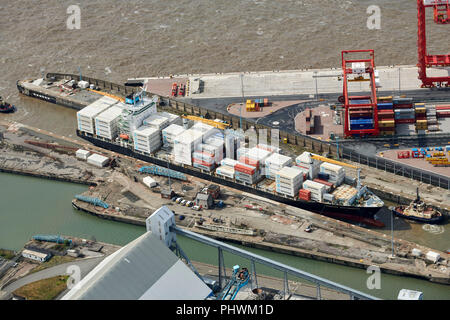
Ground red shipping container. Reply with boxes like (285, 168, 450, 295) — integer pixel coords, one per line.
(298, 189, 311, 201)
(415, 115, 426, 120)
(435, 105, 450, 110)
(437, 111, 450, 118)
(234, 163, 256, 175)
(313, 178, 333, 188)
(239, 156, 259, 169)
(394, 104, 413, 109)
(193, 158, 214, 167)
(378, 110, 394, 115)
(395, 119, 415, 124)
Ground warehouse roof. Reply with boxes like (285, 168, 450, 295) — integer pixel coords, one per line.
(62, 232, 211, 300)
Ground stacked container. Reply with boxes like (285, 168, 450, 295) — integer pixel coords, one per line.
(393, 97, 413, 109)
(319, 162, 345, 186)
(143, 113, 170, 131)
(133, 126, 161, 154)
(414, 103, 427, 132)
(191, 122, 217, 142)
(436, 104, 450, 119)
(349, 99, 375, 131)
(173, 129, 203, 165)
(94, 105, 123, 140)
(162, 124, 185, 146)
(216, 165, 235, 179)
(216, 158, 238, 179)
(192, 150, 215, 172)
(159, 112, 182, 126)
(295, 152, 321, 180)
(302, 180, 327, 202)
(117, 95, 158, 138)
(205, 137, 224, 164)
(394, 108, 415, 124)
(298, 189, 311, 201)
(264, 153, 293, 179)
(275, 167, 303, 197)
(77, 96, 117, 134)
(234, 163, 258, 184)
(426, 104, 439, 132)
(377, 100, 395, 136)
(256, 143, 281, 154)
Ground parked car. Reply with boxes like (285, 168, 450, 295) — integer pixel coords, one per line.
(181, 200, 187, 206)
(185, 201, 193, 207)
(192, 205, 201, 211)
(175, 197, 183, 204)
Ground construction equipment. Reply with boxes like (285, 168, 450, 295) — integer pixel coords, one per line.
(171, 83, 178, 97)
(181, 115, 230, 130)
(341, 50, 379, 137)
(218, 265, 250, 300)
(87, 88, 125, 102)
(417, 0, 450, 88)
(139, 165, 188, 181)
(309, 154, 359, 169)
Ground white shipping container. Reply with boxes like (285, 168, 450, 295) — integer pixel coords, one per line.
(76, 149, 91, 160)
(87, 153, 110, 168)
(77, 96, 118, 134)
(95, 105, 124, 140)
(162, 124, 185, 145)
(143, 113, 170, 130)
(425, 251, 440, 263)
(143, 176, 157, 188)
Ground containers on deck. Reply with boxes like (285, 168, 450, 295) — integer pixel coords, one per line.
(95, 105, 123, 140)
(77, 96, 118, 134)
(275, 166, 303, 197)
(133, 126, 162, 154)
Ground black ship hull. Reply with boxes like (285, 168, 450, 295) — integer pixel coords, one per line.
(77, 130, 384, 227)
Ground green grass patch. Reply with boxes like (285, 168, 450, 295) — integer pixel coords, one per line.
(30, 255, 76, 274)
(13, 275, 69, 300)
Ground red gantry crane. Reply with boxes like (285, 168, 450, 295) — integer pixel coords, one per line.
(417, 0, 450, 88)
(341, 50, 379, 137)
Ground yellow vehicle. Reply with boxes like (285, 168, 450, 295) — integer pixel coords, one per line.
(181, 115, 230, 130)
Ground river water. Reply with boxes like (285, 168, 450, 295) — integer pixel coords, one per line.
(0, 172, 449, 300)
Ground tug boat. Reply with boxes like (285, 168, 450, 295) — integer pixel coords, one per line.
(392, 188, 444, 224)
(0, 96, 15, 113)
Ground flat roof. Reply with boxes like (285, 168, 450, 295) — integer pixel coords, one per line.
(95, 105, 123, 122)
(22, 249, 49, 259)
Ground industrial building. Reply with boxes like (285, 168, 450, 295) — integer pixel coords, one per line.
(62, 231, 212, 300)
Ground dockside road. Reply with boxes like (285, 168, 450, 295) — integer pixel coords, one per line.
(141, 65, 450, 100)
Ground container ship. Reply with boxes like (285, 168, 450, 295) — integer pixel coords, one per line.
(75, 91, 385, 227)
